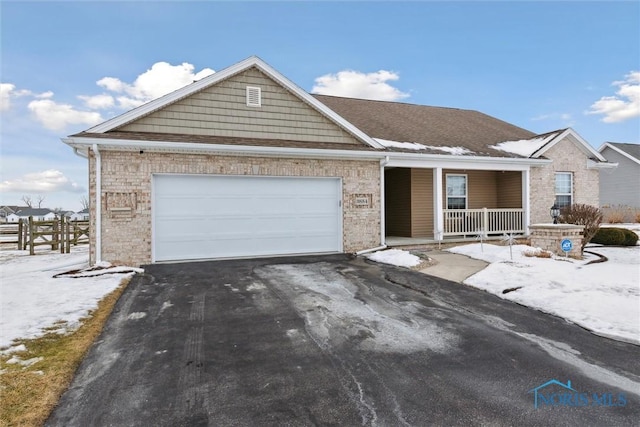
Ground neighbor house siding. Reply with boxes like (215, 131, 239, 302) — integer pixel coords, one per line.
(497, 171, 523, 208)
(88, 150, 380, 266)
(530, 136, 599, 224)
(117, 67, 360, 145)
(599, 147, 640, 208)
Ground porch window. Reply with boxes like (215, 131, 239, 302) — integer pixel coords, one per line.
(446, 174, 467, 209)
(555, 172, 572, 208)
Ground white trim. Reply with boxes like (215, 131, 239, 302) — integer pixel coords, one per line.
(587, 158, 618, 169)
(63, 136, 552, 167)
(84, 56, 384, 149)
(433, 167, 444, 241)
(522, 169, 530, 235)
(598, 143, 640, 166)
(380, 156, 389, 246)
(445, 173, 468, 209)
(531, 128, 607, 162)
(554, 171, 573, 208)
(92, 144, 102, 263)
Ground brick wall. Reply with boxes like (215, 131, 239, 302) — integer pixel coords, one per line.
(530, 137, 600, 224)
(88, 150, 381, 266)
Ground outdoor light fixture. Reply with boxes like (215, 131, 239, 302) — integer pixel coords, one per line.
(550, 203, 560, 224)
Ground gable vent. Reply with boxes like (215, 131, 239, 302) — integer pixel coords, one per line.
(246, 86, 261, 107)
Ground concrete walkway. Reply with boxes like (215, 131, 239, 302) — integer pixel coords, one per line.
(417, 250, 489, 283)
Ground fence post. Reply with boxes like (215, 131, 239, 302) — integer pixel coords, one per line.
(66, 218, 71, 253)
(482, 207, 489, 237)
(29, 216, 35, 255)
(18, 220, 23, 250)
(59, 216, 65, 254)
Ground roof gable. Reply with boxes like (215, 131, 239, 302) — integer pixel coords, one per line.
(86, 56, 382, 149)
(528, 128, 606, 161)
(599, 142, 640, 166)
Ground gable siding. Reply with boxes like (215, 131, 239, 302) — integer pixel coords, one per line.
(117, 67, 361, 145)
(599, 147, 640, 208)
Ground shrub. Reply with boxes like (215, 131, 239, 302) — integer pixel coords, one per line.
(636, 211, 640, 224)
(604, 209, 625, 224)
(591, 227, 639, 246)
(558, 204, 603, 252)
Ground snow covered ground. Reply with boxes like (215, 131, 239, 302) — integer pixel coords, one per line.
(447, 243, 639, 345)
(0, 246, 142, 349)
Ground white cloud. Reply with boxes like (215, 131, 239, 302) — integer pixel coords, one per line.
(27, 99, 103, 131)
(78, 93, 115, 109)
(96, 62, 215, 109)
(312, 69, 409, 101)
(587, 71, 640, 123)
(0, 169, 85, 193)
(0, 83, 14, 111)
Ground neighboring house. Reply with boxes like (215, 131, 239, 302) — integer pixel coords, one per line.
(0, 205, 28, 223)
(61, 56, 614, 266)
(6, 208, 57, 223)
(598, 142, 640, 209)
(70, 208, 90, 221)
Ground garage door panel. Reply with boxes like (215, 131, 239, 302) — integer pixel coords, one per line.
(153, 175, 342, 261)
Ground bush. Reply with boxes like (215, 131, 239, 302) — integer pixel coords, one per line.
(558, 204, 603, 252)
(591, 227, 639, 246)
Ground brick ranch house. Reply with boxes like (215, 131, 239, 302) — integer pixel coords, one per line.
(62, 56, 615, 266)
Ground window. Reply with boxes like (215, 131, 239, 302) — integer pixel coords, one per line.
(246, 86, 261, 107)
(446, 174, 467, 209)
(555, 172, 572, 208)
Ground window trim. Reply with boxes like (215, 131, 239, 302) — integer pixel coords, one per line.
(446, 173, 468, 209)
(554, 172, 573, 208)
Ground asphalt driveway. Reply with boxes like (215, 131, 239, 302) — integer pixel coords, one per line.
(47, 254, 640, 426)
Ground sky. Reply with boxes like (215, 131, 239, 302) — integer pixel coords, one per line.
(1, 1, 639, 211)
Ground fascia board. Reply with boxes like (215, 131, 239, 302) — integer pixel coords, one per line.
(532, 128, 607, 161)
(63, 137, 385, 160)
(598, 143, 640, 166)
(586, 159, 618, 169)
(83, 56, 383, 149)
(64, 136, 550, 168)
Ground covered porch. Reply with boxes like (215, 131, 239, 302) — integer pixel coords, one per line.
(383, 165, 530, 241)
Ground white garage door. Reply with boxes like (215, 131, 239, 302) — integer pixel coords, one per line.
(153, 175, 342, 261)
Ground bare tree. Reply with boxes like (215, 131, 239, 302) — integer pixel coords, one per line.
(21, 195, 33, 207)
(36, 195, 46, 208)
(80, 195, 89, 210)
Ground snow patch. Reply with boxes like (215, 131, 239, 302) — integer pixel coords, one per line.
(247, 282, 267, 291)
(0, 344, 27, 355)
(7, 356, 43, 367)
(127, 312, 147, 320)
(366, 249, 422, 268)
(448, 243, 640, 344)
(490, 133, 557, 157)
(374, 138, 473, 155)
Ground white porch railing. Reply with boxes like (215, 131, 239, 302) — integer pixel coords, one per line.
(443, 208, 524, 237)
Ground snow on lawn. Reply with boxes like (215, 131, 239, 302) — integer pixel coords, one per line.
(366, 248, 423, 268)
(448, 243, 640, 345)
(0, 246, 142, 349)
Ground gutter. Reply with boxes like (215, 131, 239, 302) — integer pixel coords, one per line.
(92, 144, 102, 263)
(380, 156, 389, 247)
(355, 245, 387, 256)
(63, 137, 552, 166)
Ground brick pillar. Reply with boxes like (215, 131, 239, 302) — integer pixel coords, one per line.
(529, 224, 584, 258)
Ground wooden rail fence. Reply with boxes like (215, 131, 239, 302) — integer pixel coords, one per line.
(0, 217, 89, 254)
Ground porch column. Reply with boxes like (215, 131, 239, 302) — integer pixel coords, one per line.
(433, 167, 444, 241)
(522, 169, 530, 235)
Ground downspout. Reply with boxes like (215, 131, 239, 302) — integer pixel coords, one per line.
(380, 156, 389, 246)
(92, 144, 102, 263)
